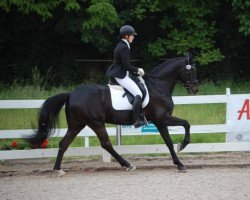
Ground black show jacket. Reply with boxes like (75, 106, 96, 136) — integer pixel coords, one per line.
(106, 40, 138, 79)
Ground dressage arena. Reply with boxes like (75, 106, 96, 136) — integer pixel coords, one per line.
(1, 152, 250, 200)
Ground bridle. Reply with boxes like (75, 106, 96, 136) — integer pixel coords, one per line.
(182, 57, 198, 92)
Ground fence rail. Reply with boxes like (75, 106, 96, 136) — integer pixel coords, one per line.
(1, 88, 250, 162)
(0, 124, 227, 139)
(0, 94, 229, 109)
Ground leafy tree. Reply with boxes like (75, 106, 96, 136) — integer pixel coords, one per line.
(0, 0, 80, 19)
(0, 0, 249, 85)
(82, 0, 121, 51)
(231, 0, 250, 35)
(143, 1, 225, 64)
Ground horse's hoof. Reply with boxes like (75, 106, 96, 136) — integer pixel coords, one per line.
(127, 165, 136, 172)
(177, 142, 189, 152)
(54, 169, 66, 177)
(178, 166, 187, 173)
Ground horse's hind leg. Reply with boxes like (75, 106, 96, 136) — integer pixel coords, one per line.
(54, 126, 84, 172)
(89, 123, 135, 171)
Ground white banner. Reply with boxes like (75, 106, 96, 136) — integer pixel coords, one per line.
(227, 94, 250, 142)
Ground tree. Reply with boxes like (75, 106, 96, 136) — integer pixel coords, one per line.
(0, 0, 249, 85)
(0, 0, 80, 19)
(82, 0, 121, 51)
(231, 0, 250, 36)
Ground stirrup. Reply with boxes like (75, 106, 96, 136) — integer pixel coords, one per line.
(140, 113, 148, 124)
(134, 119, 147, 128)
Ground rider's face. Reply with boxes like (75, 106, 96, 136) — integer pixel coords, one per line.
(125, 35, 134, 43)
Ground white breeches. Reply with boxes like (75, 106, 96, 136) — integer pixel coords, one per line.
(115, 72, 142, 98)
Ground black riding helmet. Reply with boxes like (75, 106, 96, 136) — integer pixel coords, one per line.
(120, 25, 137, 37)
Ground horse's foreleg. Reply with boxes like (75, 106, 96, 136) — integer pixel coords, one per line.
(156, 125, 186, 172)
(90, 124, 135, 171)
(164, 116, 190, 151)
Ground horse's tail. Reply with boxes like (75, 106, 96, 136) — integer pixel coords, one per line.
(26, 93, 70, 146)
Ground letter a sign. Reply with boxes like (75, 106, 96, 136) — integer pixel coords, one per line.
(227, 95, 250, 142)
(238, 99, 250, 120)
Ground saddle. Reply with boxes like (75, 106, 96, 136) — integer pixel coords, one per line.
(108, 76, 147, 105)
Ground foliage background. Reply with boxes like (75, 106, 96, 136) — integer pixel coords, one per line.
(0, 0, 249, 86)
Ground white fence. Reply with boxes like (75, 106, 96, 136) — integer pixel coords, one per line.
(1, 88, 250, 162)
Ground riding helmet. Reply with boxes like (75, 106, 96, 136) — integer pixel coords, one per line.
(120, 25, 137, 37)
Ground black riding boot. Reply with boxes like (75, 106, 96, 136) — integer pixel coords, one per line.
(133, 95, 147, 128)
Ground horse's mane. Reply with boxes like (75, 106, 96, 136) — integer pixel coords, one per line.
(149, 57, 185, 74)
(143, 57, 186, 90)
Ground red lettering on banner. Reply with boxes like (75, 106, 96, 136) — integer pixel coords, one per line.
(238, 99, 250, 120)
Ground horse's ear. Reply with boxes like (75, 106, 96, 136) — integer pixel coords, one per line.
(185, 52, 192, 59)
(184, 52, 193, 65)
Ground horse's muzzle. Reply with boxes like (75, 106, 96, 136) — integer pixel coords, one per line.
(189, 82, 198, 94)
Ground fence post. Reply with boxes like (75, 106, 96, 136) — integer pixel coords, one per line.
(102, 149, 112, 162)
(226, 88, 231, 143)
(85, 137, 89, 147)
(116, 125, 122, 146)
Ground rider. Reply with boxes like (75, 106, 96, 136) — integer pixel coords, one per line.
(106, 25, 147, 128)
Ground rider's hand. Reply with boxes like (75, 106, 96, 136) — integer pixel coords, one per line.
(137, 68, 145, 76)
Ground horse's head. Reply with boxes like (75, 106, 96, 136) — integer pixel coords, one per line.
(148, 55, 198, 94)
(178, 55, 198, 94)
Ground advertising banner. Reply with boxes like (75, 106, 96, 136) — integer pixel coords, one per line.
(227, 94, 250, 142)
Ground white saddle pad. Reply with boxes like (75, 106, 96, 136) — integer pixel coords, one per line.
(108, 79, 149, 111)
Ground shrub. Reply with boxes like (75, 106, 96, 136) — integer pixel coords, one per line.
(0, 139, 49, 150)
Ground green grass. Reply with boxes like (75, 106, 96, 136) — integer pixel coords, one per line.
(0, 109, 66, 130)
(0, 85, 75, 100)
(89, 134, 225, 146)
(173, 104, 225, 124)
(172, 81, 250, 95)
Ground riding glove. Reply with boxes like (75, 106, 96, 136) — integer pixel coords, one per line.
(137, 68, 145, 76)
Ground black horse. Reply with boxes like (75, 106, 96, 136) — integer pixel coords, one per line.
(26, 56, 198, 174)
